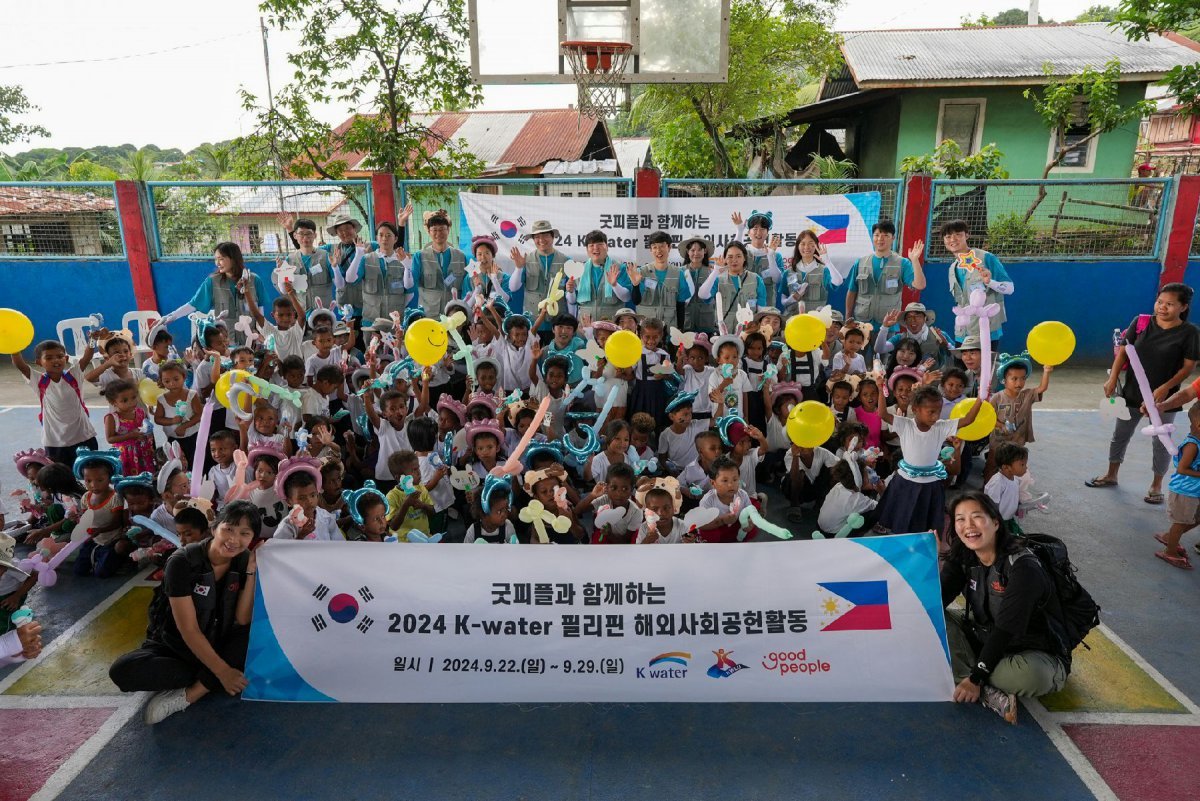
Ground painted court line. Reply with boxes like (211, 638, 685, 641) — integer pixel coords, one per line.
(1025, 697, 1121, 801)
(1053, 711, 1200, 727)
(0, 694, 126, 710)
(1097, 624, 1200, 714)
(27, 695, 146, 801)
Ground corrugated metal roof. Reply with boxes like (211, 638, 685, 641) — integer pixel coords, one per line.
(210, 184, 349, 215)
(452, 112, 533, 163)
(540, 159, 619, 176)
(0, 187, 115, 216)
(501, 110, 601, 168)
(840, 24, 1200, 87)
(612, 137, 651, 177)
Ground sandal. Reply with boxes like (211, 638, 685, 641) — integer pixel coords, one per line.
(1155, 533, 1186, 554)
(1085, 476, 1118, 488)
(1145, 492, 1165, 505)
(1155, 550, 1193, 570)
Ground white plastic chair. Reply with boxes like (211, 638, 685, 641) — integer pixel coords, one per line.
(56, 315, 102, 363)
(122, 310, 161, 366)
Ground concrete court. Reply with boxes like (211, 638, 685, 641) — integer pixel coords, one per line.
(1, 367, 1198, 801)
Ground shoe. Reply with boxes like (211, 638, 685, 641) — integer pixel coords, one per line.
(980, 684, 1018, 725)
(143, 688, 189, 725)
(147, 568, 164, 582)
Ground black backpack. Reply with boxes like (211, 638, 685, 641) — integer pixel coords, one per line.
(1012, 533, 1101, 661)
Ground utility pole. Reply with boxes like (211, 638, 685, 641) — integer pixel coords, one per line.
(261, 15, 287, 243)
(1027, 0, 1039, 25)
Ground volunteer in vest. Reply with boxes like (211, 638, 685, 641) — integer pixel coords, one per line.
(567, 230, 634, 323)
(109, 501, 260, 725)
(1087, 283, 1199, 503)
(274, 213, 334, 312)
(463, 235, 514, 314)
(785, 229, 842, 315)
(409, 209, 467, 317)
(942, 219, 1013, 347)
(874, 302, 952, 371)
(941, 492, 1068, 724)
(637, 231, 686, 326)
(320, 212, 376, 326)
(844, 221, 926, 327)
(360, 221, 412, 324)
(699, 240, 766, 333)
(678, 236, 717, 334)
(151, 242, 267, 347)
(509, 219, 568, 343)
(734, 210, 787, 310)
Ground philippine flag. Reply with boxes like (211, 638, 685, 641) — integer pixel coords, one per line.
(818, 580, 892, 631)
(806, 214, 851, 245)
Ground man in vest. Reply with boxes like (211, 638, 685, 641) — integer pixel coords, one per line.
(409, 209, 468, 317)
(275, 214, 334, 312)
(567, 230, 634, 323)
(636, 231, 686, 327)
(942, 219, 1013, 348)
(844, 221, 926, 327)
(510, 219, 568, 344)
(873, 302, 952, 371)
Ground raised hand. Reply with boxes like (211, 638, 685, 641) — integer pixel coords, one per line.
(510, 247, 525, 268)
(908, 240, 925, 263)
(277, 212, 296, 232)
(397, 202, 414, 226)
(882, 309, 901, 328)
(731, 211, 743, 226)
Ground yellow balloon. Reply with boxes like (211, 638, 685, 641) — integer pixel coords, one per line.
(950, 397, 997, 442)
(784, 314, 825, 353)
(138, 378, 164, 408)
(405, 318, 449, 366)
(605, 329, 642, 369)
(1026, 321, 1075, 366)
(785, 400, 835, 448)
(214, 369, 254, 411)
(0, 308, 34, 355)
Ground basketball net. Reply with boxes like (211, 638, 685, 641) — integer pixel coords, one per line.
(561, 41, 632, 120)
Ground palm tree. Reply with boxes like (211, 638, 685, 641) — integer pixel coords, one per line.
(120, 148, 159, 181)
(195, 143, 233, 178)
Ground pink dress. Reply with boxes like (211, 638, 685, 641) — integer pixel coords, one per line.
(110, 406, 156, 476)
(856, 407, 883, 450)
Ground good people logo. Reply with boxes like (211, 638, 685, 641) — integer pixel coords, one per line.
(761, 649, 831, 676)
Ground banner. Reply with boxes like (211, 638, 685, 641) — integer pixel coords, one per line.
(459, 192, 882, 279)
(245, 535, 953, 703)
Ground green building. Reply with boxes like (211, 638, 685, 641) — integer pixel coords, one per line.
(749, 24, 1200, 179)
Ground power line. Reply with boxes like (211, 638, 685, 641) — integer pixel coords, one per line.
(0, 30, 257, 70)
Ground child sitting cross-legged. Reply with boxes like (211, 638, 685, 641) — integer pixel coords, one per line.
(578, 462, 643, 544)
(697, 455, 754, 543)
(272, 455, 345, 540)
(635, 478, 693, 544)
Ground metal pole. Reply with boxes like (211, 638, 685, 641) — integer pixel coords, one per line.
(261, 15, 287, 235)
(1027, 0, 1039, 25)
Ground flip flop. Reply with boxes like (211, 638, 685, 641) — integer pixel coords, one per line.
(1145, 492, 1165, 505)
(1155, 533, 1186, 554)
(1155, 550, 1193, 570)
(1084, 476, 1118, 488)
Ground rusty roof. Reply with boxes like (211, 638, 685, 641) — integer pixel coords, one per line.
(0, 186, 116, 216)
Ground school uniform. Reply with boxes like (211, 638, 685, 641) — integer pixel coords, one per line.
(681, 365, 716, 422)
(876, 416, 958, 533)
(28, 366, 97, 465)
(659, 420, 709, 473)
(629, 348, 672, 427)
(636, 517, 687, 544)
(741, 356, 767, 431)
(698, 488, 753, 543)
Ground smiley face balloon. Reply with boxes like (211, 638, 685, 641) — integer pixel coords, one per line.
(404, 318, 449, 366)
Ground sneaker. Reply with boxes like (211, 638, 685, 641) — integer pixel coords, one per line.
(143, 688, 189, 725)
(980, 684, 1018, 725)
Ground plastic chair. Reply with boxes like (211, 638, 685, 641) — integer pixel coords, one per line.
(56, 315, 103, 362)
(122, 310, 161, 366)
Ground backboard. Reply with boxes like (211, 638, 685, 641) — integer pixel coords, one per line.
(467, 0, 730, 85)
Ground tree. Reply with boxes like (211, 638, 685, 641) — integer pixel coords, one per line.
(0, 85, 49, 149)
(1022, 59, 1155, 218)
(900, 141, 1010, 179)
(119, 148, 160, 181)
(962, 8, 1047, 26)
(195, 143, 234, 179)
(235, 0, 484, 185)
(1114, 0, 1200, 116)
(1072, 5, 1119, 22)
(630, 0, 841, 178)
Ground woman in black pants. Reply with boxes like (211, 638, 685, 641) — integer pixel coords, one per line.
(110, 501, 259, 724)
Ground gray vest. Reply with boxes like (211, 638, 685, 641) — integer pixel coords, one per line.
(795, 262, 828, 306)
(717, 271, 763, 333)
(636, 264, 680, 325)
(580, 260, 624, 321)
(327, 244, 364, 311)
(417, 245, 467, 316)
(950, 248, 1008, 340)
(852, 252, 905, 324)
(287, 249, 333, 311)
(681, 266, 717, 333)
(523, 249, 567, 317)
(361, 252, 409, 321)
(752, 251, 779, 309)
(210, 276, 253, 345)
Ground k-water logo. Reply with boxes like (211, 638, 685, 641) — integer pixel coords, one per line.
(636, 651, 691, 679)
(707, 648, 748, 679)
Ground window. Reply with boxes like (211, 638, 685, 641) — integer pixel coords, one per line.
(936, 98, 986, 155)
(1047, 99, 1096, 173)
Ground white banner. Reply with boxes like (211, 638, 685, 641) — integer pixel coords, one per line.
(245, 535, 952, 703)
(459, 192, 883, 279)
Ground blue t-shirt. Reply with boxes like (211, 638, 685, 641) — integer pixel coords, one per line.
(188, 273, 268, 314)
(845, 255, 916, 290)
(1169, 435, 1200, 498)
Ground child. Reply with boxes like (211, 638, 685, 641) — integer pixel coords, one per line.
(985, 443, 1028, 529)
(832, 326, 868, 378)
(154, 361, 202, 459)
(465, 481, 516, 544)
(239, 401, 290, 455)
(854, 379, 884, 451)
(720, 416, 768, 500)
(141, 328, 177, 383)
(74, 451, 127, 577)
(206, 430, 239, 504)
(247, 444, 287, 540)
(319, 459, 348, 520)
(986, 354, 1053, 482)
(305, 366, 343, 426)
(697, 455, 754, 543)
(272, 455, 344, 540)
(636, 482, 689, 544)
(152, 452, 191, 536)
(528, 354, 571, 441)
(658, 392, 706, 475)
(940, 368, 969, 420)
(578, 463, 643, 544)
(305, 327, 339, 387)
(523, 463, 586, 544)
(677, 337, 716, 425)
(1155, 403, 1200, 569)
(365, 389, 410, 489)
(828, 380, 855, 429)
(488, 311, 534, 393)
(12, 339, 98, 466)
(783, 439, 838, 521)
(408, 416, 452, 533)
(85, 333, 144, 390)
(12, 448, 56, 531)
(343, 485, 390, 542)
(587, 420, 637, 483)
(245, 275, 307, 363)
(465, 419, 505, 481)
(817, 460, 879, 537)
(708, 335, 752, 420)
(629, 412, 657, 459)
(628, 316, 672, 426)
(740, 332, 769, 431)
(385, 451, 435, 541)
(102, 380, 157, 477)
(680, 429, 722, 502)
(875, 384, 983, 534)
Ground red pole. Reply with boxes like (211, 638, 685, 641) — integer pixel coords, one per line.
(371, 172, 397, 228)
(900, 173, 932, 305)
(634, 167, 661, 198)
(1161, 175, 1200, 288)
(115, 180, 158, 311)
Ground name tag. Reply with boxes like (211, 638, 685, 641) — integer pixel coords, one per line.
(885, 278, 899, 290)
(308, 264, 323, 275)
(390, 279, 405, 291)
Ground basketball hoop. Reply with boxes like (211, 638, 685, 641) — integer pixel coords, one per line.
(561, 40, 632, 119)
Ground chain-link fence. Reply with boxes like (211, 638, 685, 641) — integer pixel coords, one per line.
(397, 178, 634, 251)
(145, 181, 374, 259)
(1192, 205, 1200, 260)
(660, 178, 904, 231)
(0, 182, 124, 258)
(927, 179, 1169, 261)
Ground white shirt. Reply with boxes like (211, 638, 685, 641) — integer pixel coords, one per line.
(659, 420, 708, 471)
(681, 365, 715, 418)
(496, 339, 534, 393)
(209, 461, 239, 504)
(738, 450, 762, 495)
(420, 453, 453, 513)
(273, 505, 344, 540)
(158, 390, 197, 439)
(529, 380, 569, 440)
(707, 367, 754, 416)
(784, 447, 839, 481)
(889, 416, 959, 483)
(985, 472, 1021, 520)
(831, 352, 866, 373)
(374, 418, 411, 481)
(591, 495, 644, 534)
(700, 488, 752, 515)
(636, 517, 687, 544)
(588, 447, 639, 483)
(679, 461, 712, 499)
(766, 416, 790, 452)
(464, 519, 517, 544)
(97, 366, 144, 391)
(261, 321, 306, 363)
(818, 484, 877, 534)
(298, 385, 329, 419)
(28, 366, 96, 447)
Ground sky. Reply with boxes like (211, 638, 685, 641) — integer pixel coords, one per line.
(4, 0, 1108, 154)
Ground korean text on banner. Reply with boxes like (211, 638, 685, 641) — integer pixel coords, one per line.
(245, 535, 952, 704)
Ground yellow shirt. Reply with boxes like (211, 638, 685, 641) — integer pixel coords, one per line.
(385, 485, 432, 541)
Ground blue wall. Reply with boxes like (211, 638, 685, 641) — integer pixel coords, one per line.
(149, 260, 283, 346)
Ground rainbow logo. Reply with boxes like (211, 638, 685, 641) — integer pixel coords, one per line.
(499, 220, 519, 238)
(807, 213, 851, 245)
(648, 651, 691, 668)
(327, 593, 359, 624)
